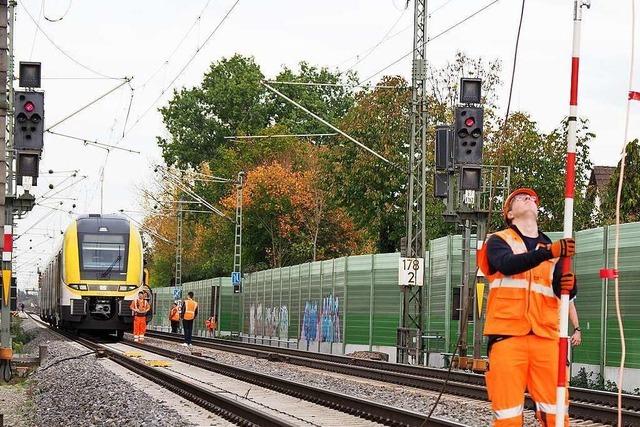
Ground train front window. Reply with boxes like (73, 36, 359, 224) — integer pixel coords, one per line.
(79, 233, 128, 279)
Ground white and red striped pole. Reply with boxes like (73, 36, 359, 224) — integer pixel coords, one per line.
(2, 225, 11, 306)
(556, 1, 590, 425)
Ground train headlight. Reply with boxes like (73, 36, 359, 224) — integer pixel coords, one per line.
(69, 284, 88, 291)
(118, 285, 138, 292)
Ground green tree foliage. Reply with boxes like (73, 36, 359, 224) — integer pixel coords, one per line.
(485, 113, 595, 231)
(157, 55, 268, 168)
(158, 55, 356, 169)
(148, 51, 599, 283)
(599, 139, 640, 224)
(269, 63, 358, 135)
(323, 76, 410, 252)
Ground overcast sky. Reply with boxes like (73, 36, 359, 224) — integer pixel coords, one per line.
(11, 0, 639, 289)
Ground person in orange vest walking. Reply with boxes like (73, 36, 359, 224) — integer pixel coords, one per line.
(169, 302, 180, 333)
(477, 188, 577, 426)
(130, 291, 150, 343)
(181, 292, 198, 349)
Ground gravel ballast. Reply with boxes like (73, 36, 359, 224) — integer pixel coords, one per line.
(142, 334, 542, 426)
(23, 319, 196, 427)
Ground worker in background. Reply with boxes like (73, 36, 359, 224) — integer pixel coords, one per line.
(181, 291, 198, 349)
(205, 314, 217, 337)
(169, 302, 180, 333)
(130, 291, 150, 343)
(477, 188, 577, 426)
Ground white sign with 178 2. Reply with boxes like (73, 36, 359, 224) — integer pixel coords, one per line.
(398, 257, 424, 287)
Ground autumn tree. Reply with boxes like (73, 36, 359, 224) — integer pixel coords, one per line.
(141, 168, 234, 286)
(221, 161, 362, 269)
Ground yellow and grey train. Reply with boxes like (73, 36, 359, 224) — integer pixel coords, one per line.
(39, 214, 151, 338)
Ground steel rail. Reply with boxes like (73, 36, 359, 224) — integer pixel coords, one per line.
(31, 315, 462, 427)
(146, 330, 640, 425)
(128, 340, 465, 427)
(38, 326, 295, 426)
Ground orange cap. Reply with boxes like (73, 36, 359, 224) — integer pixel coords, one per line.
(503, 188, 539, 223)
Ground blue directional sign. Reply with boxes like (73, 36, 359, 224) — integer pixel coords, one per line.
(172, 287, 182, 300)
(231, 272, 241, 285)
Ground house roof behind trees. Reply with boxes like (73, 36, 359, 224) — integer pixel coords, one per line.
(588, 166, 616, 193)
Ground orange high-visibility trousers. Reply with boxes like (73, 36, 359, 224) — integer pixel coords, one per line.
(485, 335, 569, 426)
(133, 315, 147, 340)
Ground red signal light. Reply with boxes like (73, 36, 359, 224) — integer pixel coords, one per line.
(24, 101, 35, 113)
(464, 117, 475, 127)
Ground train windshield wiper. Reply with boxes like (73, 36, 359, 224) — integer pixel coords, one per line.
(100, 255, 122, 278)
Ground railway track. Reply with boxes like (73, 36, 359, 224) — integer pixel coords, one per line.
(31, 316, 464, 426)
(124, 339, 466, 426)
(146, 329, 640, 426)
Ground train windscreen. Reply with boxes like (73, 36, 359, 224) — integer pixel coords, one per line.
(79, 233, 129, 280)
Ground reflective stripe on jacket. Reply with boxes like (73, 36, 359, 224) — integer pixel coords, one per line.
(183, 299, 198, 320)
(130, 298, 150, 316)
(477, 227, 560, 339)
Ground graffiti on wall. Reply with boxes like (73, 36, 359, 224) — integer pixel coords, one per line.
(249, 303, 289, 339)
(301, 294, 341, 343)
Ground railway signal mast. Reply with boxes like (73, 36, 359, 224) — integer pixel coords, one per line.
(1, 0, 43, 382)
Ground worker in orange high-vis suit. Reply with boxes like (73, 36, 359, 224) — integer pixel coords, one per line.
(477, 188, 577, 426)
(130, 291, 150, 342)
(181, 291, 198, 349)
(169, 302, 180, 333)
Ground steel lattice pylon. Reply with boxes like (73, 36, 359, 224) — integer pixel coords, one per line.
(174, 201, 183, 290)
(233, 172, 244, 280)
(398, 0, 428, 364)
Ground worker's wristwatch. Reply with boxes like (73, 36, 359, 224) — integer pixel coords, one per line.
(573, 327, 581, 332)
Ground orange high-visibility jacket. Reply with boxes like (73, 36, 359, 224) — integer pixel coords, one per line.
(477, 228, 560, 340)
(130, 298, 150, 316)
(169, 306, 180, 321)
(206, 318, 216, 330)
(183, 299, 198, 320)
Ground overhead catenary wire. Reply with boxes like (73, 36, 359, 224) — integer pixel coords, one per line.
(35, 175, 88, 205)
(121, 85, 135, 138)
(262, 81, 397, 167)
(41, 77, 119, 80)
(47, 131, 140, 154)
(19, 0, 122, 80)
(161, 168, 230, 220)
(357, 0, 501, 87)
(119, 211, 174, 245)
(123, 0, 242, 139)
(43, 0, 73, 22)
(224, 133, 338, 139)
(137, 0, 213, 90)
(28, 0, 44, 59)
(343, 6, 409, 73)
(504, 0, 526, 123)
(45, 78, 132, 132)
(339, 0, 460, 71)
(265, 80, 400, 90)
